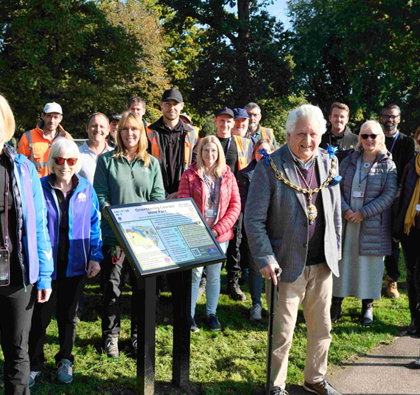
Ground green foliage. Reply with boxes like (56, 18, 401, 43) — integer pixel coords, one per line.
(158, 0, 293, 118)
(261, 92, 309, 145)
(199, 113, 218, 137)
(98, 0, 171, 123)
(0, 0, 168, 137)
(288, 0, 420, 135)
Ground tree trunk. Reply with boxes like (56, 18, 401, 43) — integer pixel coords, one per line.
(236, 0, 251, 105)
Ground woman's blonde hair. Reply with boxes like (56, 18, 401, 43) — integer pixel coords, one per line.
(196, 136, 226, 178)
(113, 111, 150, 167)
(48, 137, 83, 174)
(414, 126, 420, 142)
(356, 120, 387, 154)
(251, 138, 275, 161)
(0, 95, 15, 144)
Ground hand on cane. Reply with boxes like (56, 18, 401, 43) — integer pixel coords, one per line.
(260, 263, 282, 285)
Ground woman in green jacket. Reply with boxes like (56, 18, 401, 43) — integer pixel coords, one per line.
(93, 111, 165, 358)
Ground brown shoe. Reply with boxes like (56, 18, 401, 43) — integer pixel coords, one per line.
(385, 275, 400, 298)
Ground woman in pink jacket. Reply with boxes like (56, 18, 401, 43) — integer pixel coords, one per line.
(179, 136, 241, 332)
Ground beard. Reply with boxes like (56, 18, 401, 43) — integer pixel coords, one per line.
(248, 121, 258, 131)
(383, 123, 397, 132)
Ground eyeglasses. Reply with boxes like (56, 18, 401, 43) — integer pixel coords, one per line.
(54, 157, 78, 166)
(381, 115, 399, 120)
(361, 134, 378, 140)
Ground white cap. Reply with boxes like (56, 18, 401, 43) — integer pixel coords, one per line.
(180, 113, 191, 123)
(43, 102, 62, 114)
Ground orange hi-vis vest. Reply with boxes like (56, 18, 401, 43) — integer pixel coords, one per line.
(193, 126, 200, 140)
(260, 126, 275, 143)
(233, 135, 251, 170)
(17, 124, 72, 178)
(146, 123, 197, 167)
(199, 135, 250, 171)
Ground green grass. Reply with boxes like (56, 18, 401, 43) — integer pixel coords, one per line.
(0, 258, 410, 394)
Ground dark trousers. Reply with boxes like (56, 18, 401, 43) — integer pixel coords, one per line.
(101, 246, 139, 338)
(226, 213, 243, 284)
(401, 229, 420, 322)
(384, 239, 401, 281)
(28, 275, 86, 371)
(385, 202, 400, 281)
(0, 284, 35, 395)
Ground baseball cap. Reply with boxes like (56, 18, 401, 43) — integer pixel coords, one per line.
(233, 108, 249, 120)
(161, 88, 183, 103)
(180, 113, 192, 123)
(215, 107, 234, 118)
(43, 102, 62, 114)
(109, 114, 122, 122)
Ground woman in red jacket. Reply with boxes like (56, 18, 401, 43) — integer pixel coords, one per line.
(179, 136, 241, 332)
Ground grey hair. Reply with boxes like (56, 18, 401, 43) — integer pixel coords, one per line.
(245, 102, 261, 112)
(381, 104, 401, 117)
(48, 137, 82, 174)
(355, 120, 387, 154)
(285, 104, 327, 135)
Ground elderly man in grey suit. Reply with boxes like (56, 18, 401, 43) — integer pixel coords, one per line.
(245, 104, 342, 395)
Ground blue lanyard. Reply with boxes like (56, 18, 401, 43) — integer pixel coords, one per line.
(389, 131, 400, 153)
(226, 136, 232, 155)
(204, 175, 217, 203)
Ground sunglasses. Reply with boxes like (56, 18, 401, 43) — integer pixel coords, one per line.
(54, 157, 78, 166)
(361, 134, 378, 140)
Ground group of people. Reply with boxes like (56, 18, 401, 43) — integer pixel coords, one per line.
(0, 86, 417, 395)
(246, 103, 418, 395)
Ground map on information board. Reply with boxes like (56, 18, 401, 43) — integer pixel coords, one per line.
(104, 199, 226, 277)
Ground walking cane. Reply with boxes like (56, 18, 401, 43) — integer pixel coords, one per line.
(266, 269, 279, 395)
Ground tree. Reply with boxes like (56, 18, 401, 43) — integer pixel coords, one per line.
(288, 0, 420, 133)
(98, 0, 171, 121)
(158, 0, 293, 116)
(0, 0, 167, 136)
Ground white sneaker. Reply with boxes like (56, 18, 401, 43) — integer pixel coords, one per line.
(250, 304, 262, 321)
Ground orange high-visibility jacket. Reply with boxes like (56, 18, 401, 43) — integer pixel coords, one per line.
(146, 124, 197, 167)
(199, 135, 251, 171)
(17, 124, 73, 178)
(260, 126, 275, 143)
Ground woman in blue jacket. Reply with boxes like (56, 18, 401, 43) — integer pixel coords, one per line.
(0, 95, 54, 395)
(28, 138, 103, 386)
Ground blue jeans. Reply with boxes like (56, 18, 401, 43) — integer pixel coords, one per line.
(191, 241, 228, 317)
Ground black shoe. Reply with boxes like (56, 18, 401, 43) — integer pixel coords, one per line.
(270, 387, 288, 395)
(207, 314, 221, 331)
(228, 283, 246, 301)
(190, 317, 200, 333)
(330, 297, 343, 323)
(304, 378, 341, 395)
(360, 303, 373, 327)
(407, 318, 419, 335)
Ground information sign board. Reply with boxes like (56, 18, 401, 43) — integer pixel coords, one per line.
(103, 198, 226, 277)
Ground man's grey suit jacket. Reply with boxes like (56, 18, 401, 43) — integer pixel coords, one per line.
(244, 145, 342, 283)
